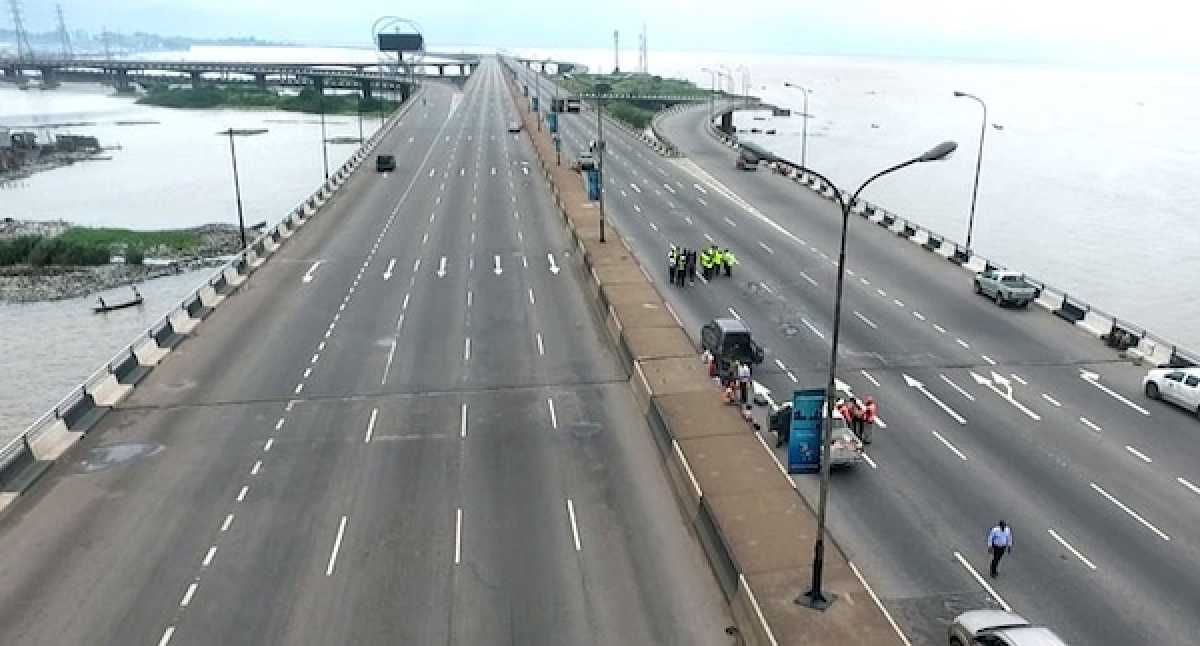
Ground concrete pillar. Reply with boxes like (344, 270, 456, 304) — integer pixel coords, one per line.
(114, 69, 131, 93)
(190, 70, 204, 88)
(38, 67, 60, 88)
(436, 64, 445, 77)
(720, 111, 733, 134)
(359, 79, 372, 101)
(254, 72, 267, 90)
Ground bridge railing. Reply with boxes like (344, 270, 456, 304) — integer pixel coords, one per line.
(685, 100, 1198, 370)
(0, 82, 428, 495)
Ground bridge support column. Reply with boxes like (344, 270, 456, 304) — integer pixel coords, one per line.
(254, 72, 267, 90)
(1, 63, 21, 83)
(38, 67, 60, 89)
(359, 79, 372, 101)
(436, 64, 445, 77)
(190, 70, 204, 88)
(113, 69, 131, 93)
(720, 111, 733, 134)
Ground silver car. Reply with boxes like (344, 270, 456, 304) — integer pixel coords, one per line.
(949, 610, 1068, 646)
(825, 412, 863, 469)
(1143, 367, 1200, 415)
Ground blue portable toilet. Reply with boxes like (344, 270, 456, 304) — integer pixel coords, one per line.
(531, 97, 539, 112)
(585, 169, 601, 201)
(547, 112, 558, 133)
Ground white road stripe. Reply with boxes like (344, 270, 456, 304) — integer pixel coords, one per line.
(801, 318, 825, 339)
(854, 311, 878, 329)
(954, 551, 1012, 612)
(180, 583, 198, 607)
(566, 499, 583, 551)
(548, 398, 558, 428)
(1080, 417, 1103, 432)
(536, 332, 545, 355)
(649, 221, 659, 232)
(381, 339, 397, 384)
(956, 338, 970, 348)
(1090, 482, 1170, 541)
(1041, 393, 1062, 407)
(787, 371, 798, 383)
(912, 311, 926, 321)
(892, 299, 904, 307)
(698, 197, 708, 206)
(1080, 371, 1150, 416)
(1178, 477, 1200, 496)
(931, 430, 968, 461)
(365, 408, 378, 443)
(799, 271, 818, 287)
(759, 241, 774, 254)
(250, 460, 262, 476)
(981, 355, 997, 365)
(275, 418, 285, 431)
(933, 323, 947, 333)
(455, 508, 463, 565)
(202, 545, 218, 567)
(940, 374, 976, 401)
(460, 403, 468, 438)
(848, 561, 911, 646)
(775, 359, 788, 371)
(723, 217, 737, 227)
(464, 337, 471, 361)
(1047, 528, 1098, 570)
(728, 307, 742, 321)
(325, 516, 348, 576)
(1011, 374, 1028, 385)
(221, 513, 234, 532)
(1125, 445, 1153, 463)
(236, 486, 248, 502)
(861, 453, 878, 469)
(158, 626, 176, 646)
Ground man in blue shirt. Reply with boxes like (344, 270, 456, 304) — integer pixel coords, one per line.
(988, 520, 1013, 578)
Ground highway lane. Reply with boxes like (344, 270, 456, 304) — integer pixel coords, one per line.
(517, 62, 1200, 644)
(0, 60, 730, 645)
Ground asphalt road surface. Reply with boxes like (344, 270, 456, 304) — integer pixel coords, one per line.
(0, 60, 732, 646)
(518, 63, 1200, 645)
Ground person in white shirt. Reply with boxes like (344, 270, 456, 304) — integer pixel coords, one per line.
(737, 362, 752, 404)
(987, 520, 1013, 578)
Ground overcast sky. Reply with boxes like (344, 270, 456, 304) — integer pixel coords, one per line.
(19, 0, 1200, 66)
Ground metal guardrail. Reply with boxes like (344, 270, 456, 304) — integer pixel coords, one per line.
(0, 84, 425, 481)
(687, 100, 1199, 369)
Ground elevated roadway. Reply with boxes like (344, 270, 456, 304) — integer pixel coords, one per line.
(516, 62, 1200, 645)
(0, 59, 729, 645)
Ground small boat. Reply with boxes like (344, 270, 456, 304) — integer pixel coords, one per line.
(93, 286, 144, 313)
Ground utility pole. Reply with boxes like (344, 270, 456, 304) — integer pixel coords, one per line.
(612, 30, 619, 74)
(55, 4, 72, 59)
(8, 0, 34, 62)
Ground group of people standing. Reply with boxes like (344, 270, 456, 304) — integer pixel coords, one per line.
(837, 396, 878, 443)
(667, 244, 737, 287)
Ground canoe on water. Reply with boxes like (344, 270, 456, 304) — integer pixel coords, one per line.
(93, 295, 143, 313)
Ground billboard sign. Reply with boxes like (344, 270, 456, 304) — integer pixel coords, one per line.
(788, 388, 826, 474)
(377, 33, 424, 52)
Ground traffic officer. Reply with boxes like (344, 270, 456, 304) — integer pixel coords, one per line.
(722, 248, 737, 277)
(710, 246, 723, 278)
(686, 249, 698, 284)
(700, 248, 713, 280)
(987, 520, 1013, 578)
(668, 244, 678, 284)
(676, 248, 688, 286)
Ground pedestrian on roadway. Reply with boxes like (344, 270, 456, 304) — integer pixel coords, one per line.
(668, 244, 678, 285)
(849, 397, 866, 440)
(676, 250, 688, 287)
(988, 520, 1013, 578)
(860, 396, 878, 444)
(723, 248, 737, 277)
(737, 361, 752, 405)
(772, 403, 792, 448)
(710, 246, 723, 278)
(687, 249, 697, 285)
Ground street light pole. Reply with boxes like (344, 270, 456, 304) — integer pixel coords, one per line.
(784, 82, 811, 169)
(954, 91, 987, 252)
(217, 127, 269, 250)
(700, 67, 718, 121)
(785, 141, 958, 610)
(596, 87, 607, 243)
(316, 77, 329, 180)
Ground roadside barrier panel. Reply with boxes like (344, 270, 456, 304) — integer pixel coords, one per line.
(277, 221, 293, 239)
(1078, 310, 1113, 338)
(58, 387, 105, 434)
(152, 318, 186, 349)
(1170, 347, 1198, 368)
(1035, 286, 1065, 311)
(1055, 297, 1088, 323)
(133, 335, 169, 366)
(169, 307, 200, 334)
(111, 347, 151, 386)
(879, 213, 895, 228)
(900, 222, 917, 238)
(198, 284, 224, 309)
(0, 434, 49, 494)
(922, 233, 942, 251)
(184, 293, 213, 321)
(269, 228, 282, 244)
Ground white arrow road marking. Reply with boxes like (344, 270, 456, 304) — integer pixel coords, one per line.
(382, 258, 396, 281)
(302, 261, 322, 283)
(971, 371, 1041, 421)
(493, 255, 503, 275)
(904, 374, 967, 425)
(1080, 370, 1150, 416)
(547, 253, 560, 274)
(437, 256, 447, 278)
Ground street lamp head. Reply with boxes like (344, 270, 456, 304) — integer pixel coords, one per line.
(953, 90, 967, 97)
(917, 141, 958, 162)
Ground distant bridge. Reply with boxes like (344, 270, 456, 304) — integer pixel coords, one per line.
(513, 58, 586, 74)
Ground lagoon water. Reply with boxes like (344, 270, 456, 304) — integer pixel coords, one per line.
(1, 44, 1197, 438)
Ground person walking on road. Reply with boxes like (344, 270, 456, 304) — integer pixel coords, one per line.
(687, 249, 697, 285)
(860, 396, 878, 444)
(849, 397, 866, 440)
(988, 520, 1013, 578)
(668, 244, 678, 285)
(737, 361, 752, 405)
(722, 248, 737, 277)
(699, 248, 711, 280)
(710, 246, 723, 278)
(772, 403, 793, 448)
(676, 250, 688, 287)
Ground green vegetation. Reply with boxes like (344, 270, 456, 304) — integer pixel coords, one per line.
(138, 84, 402, 116)
(558, 73, 713, 130)
(59, 226, 200, 251)
(0, 235, 110, 267)
(0, 226, 206, 267)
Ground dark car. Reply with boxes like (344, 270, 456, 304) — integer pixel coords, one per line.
(375, 154, 396, 172)
(701, 318, 765, 368)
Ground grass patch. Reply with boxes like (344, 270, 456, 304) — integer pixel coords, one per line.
(59, 226, 200, 251)
(138, 84, 402, 116)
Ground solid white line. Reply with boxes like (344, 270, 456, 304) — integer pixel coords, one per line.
(981, 355, 997, 366)
(848, 561, 911, 646)
(547, 398, 558, 428)
(303, 367, 311, 379)
(250, 460, 262, 476)
(180, 582, 198, 607)
(739, 573, 780, 646)
(1125, 445, 1153, 463)
(455, 508, 463, 565)
(1178, 477, 1200, 496)
(236, 486, 248, 502)
(382, 339, 397, 384)
(326, 516, 348, 576)
(892, 299, 905, 308)
(728, 307, 742, 321)
(202, 545, 218, 567)
(1041, 393, 1062, 407)
(954, 551, 1012, 612)
(723, 217, 737, 227)
(157, 626, 176, 646)
(1080, 417, 1103, 432)
(275, 418, 285, 431)
(1047, 528, 1098, 570)
(536, 332, 545, 355)
(759, 241, 774, 254)
(221, 513, 234, 532)
(787, 371, 798, 383)
(1010, 374, 1028, 385)
(861, 452, 878, 469)
(931, 430, 968, 461)
(854, 311, 878, 329)
(861, 370, 881, 388)
(801, 318, 825, 339)
(940, 374, 976, 401)
(566, 499, 583, 551)
(912, 311, 926, 321)
(754, 431, 794, 483)
(1090, 482, 1170, 541)
(464, 337, 471, 361)
(799, 271, 818, 287)
(956, 338, 970, 348)
(528, 288, 536, 305)
(365, 408, 378, 443)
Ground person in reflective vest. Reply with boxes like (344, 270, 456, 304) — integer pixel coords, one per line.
(723, 248, 737, 277)
(701, 248, 714, 280)
(710, 246, 723, 278)
(668, 245, 677, 284)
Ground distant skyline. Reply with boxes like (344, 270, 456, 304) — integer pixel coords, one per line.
(5, 0, 1200, 67)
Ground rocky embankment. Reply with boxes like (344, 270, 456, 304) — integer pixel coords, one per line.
(0, 221, 249, 303)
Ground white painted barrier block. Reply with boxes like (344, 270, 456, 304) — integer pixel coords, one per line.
(170, 310, 201, 335)
(199, 285, 225, 309)
(1035, 290, 1063, 311)
(963, 256, 988, 273)
(90, 374, 133, 407)
(247, 249, 265, 269)
(1077, 311, 1111, 338)
(133, 337, 168, 366)
(225, 266, 245, 288)
(30, 419, 83, 461)
(910, 230, 929, 246)
(278, 222, 293, 239)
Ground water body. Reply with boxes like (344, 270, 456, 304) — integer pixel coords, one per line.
(513, 46, 1200, 352)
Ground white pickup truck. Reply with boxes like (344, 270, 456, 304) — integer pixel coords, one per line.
(973, 269, 1040, 308)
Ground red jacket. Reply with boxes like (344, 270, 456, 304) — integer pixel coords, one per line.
(862, 402, 878, 423)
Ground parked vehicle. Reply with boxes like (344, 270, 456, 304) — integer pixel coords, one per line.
(566, 98, 582, 113)
(1143, 367, 1200, 415)
(826, 410, 864, 468)
(948, 610, 1068, 646)
(974, 269, 1040, 307)
(375, 154, 396, 172)
(507, 121, 522, 133)
(573, 152, 595, 172)
(735, 156, 758, 171)
(701, 318, 765, 368)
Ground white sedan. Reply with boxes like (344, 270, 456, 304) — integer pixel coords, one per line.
(1143, 367, 1200, 415)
